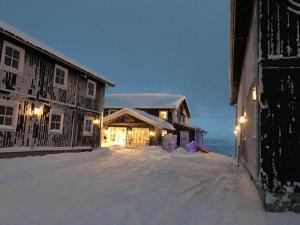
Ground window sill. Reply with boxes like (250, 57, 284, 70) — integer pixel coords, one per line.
(49, 130, 63, 135)
(53, 83, 67, 90)
(83, 132, 93, 136)
(86, 95, 96, 100)
(0, 64, 23, 75)
(0, 126, 16, 132)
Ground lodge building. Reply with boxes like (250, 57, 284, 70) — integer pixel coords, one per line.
(0, 21, 114, 153)
(103, 93, 207, 148)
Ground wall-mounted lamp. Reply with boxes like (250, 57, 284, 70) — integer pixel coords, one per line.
(239, 116, 246, 124)
(234, 130, 238, 136)
(33, 104, 42, 116)
(252, 87, 257, 101)
(93, 119, 100, 125)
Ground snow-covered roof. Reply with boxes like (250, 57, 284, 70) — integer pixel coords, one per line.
(0, 21, 114, 87)
(105, 93, 191, 117)
(175, 122, 207, 133)
(103, 108, 175, 130)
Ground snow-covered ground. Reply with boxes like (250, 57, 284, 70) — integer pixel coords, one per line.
(0, 147, 299, 225)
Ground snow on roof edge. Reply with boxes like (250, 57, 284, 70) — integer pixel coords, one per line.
(103, 107, 175, 130)
(0, 20, 115, 87)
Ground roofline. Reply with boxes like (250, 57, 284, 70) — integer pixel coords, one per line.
(0, 22, 115, 87)
(103, 108, 175, 130)
(229, 0, 255, 104)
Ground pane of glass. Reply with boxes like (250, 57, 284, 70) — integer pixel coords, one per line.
(5, 46, 13, 57)
(55, 76, 60, 84)
(5, 107, 13, 116)
(56, 115, 61, 122)
(55, 122, 60, 130)
(0, 106, 5, 115)
(50, 122, 55, 130)
(4, 117, 12, 126)
(4, 56, 12, 66)
(12, 59, 19, 69)
(59, 77, 64, 85)
(13, 49, 20, 60)
(0, 116, 4, 125)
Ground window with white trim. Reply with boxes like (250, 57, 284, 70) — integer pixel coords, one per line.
(83, 116, 93, 136)
(49, 110, 64, 134)
(0, 100, 18, 130)
(53, 64, 68, 89)
(86, 80, 96, 99)
(159, 110, 168, 120)
(0, 41, 25, 74)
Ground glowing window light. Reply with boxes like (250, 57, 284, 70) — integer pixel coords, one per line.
(150, 131, 155, 137)
(33, 105, 42, 116)
(93, 119, 100, 125)
(162, 130, 167, 136)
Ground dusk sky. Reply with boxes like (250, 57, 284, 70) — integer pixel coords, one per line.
(0, 0, 234, 155)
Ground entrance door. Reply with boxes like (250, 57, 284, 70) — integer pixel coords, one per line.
(180, 131, 190, 147)
(132, 128, 149, 147)
(108, 127, 127, 146)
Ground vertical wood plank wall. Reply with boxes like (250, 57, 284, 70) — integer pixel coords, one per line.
(0, 34, 105, 150)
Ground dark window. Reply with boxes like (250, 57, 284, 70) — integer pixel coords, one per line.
(0, 105, 14, 127)
(4, 46, 20, 69)
(87, 81, 96, 98)
(50, 114, 62, 131)
(84, 119, 92, 132)
(55, 68, 65, 86)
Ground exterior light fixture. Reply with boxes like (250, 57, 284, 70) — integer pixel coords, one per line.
(33, 104, 42, 116)
(239, 116, 246, 124)
(93, 119, 100, 125)
(234, 130, 238, 136)
(235, 125, 241, 131)
(252, 87, 257, 101)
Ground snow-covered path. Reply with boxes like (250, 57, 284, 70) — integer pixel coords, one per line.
(0, 147, 299, 225)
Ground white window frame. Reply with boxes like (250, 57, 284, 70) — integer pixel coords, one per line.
(49, 109, 64, 134)
(86, 80, 97, 99)
(53, 64, 68, 89)
(83, 116, 93, 136)
(0, 40, 25, 75)
(159, 110, 168, 120)
(0, 100, 18, 131)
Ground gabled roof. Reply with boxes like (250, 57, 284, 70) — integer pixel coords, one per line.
(105, 93, 191, 118)
(230, 0, 255, 104)
(0, 21, 115, 87)
(103, 108, 175, 130)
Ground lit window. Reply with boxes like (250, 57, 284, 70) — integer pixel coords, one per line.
(83, 116, 93, 136)
(53, 65, 68, 89)
(86, 80, 96, 99)
(162, 130, 167, 137)
(0, 41, 25, 73)
(159, 111, 168, 120)
(49, 110, 64, 134)
(0, 101, 18, 130)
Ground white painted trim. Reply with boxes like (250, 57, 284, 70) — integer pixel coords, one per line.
(53, 64, 68, 90)
(0, 40, 25, 75)
(48, 108, 64, 134)
(0, 99, 19, 131)
(83, 116, 93, 136)
(86, 79, 97, 99)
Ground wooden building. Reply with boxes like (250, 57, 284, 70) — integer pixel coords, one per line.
(0, 21, 114, 153)
(230, 0, 300, 212)
(103, 93, 206, 148)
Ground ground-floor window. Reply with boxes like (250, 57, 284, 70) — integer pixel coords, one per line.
(83, 116, 93, 136)
(49, 109, 64, 134)
(0, 100, 18, 130)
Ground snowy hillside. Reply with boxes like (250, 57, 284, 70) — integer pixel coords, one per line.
(0, 147, 299, 225)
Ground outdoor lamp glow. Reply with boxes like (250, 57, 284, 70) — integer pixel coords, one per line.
(93, 119, 100, 125)
(252, 87, 257, 101)
(235, 125, 241, 131)
(150, 131, 155, 136)
(239, 116, 246, 124)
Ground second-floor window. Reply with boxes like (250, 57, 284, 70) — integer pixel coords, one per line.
(53, 64, 68, 89)
(86, 80, 96, 99)
(1, 41, 25, 74)
(159, 110, 168, 120)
